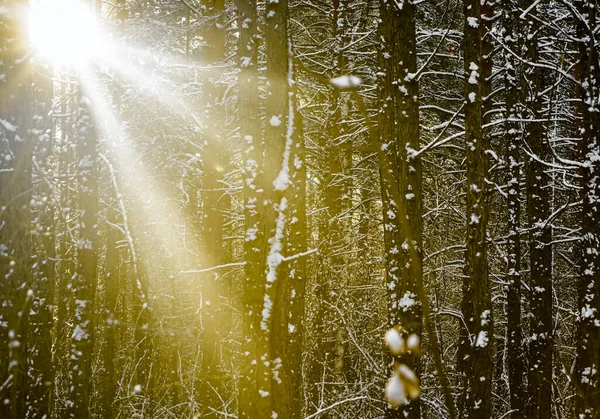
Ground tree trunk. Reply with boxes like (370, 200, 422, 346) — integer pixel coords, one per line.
(198, 0, 229, 414)
(236, 0, 270, 415)
(460, 0, 493, 415)
(54, 74, 76, 418)
(522, 2, 553, 417)
(67, 87, 98, 419)
(284, 100, 307, 419)
(28, 59, 56, 419)
(328, 0, 352, 390)
(387, 0, 423, 417)
(574, 0, 600, 416)
(263, 0, 295, 417)
(502, 1, 526, 416)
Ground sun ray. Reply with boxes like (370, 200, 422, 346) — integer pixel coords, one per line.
(76, 64, 208, 279)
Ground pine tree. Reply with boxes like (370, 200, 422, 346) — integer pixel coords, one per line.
(459, 0, 494, 415)
(574, 0, 600, 416)
(522, 2, 553, 416)
(502, 0, 526, 415)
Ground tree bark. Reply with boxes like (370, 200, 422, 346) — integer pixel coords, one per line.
(522, 2, 553, 417)
(198, 0, 230, 414)
(236, 0, 270, 415)
(67, 87, 98, 419)
(460, 0, 494, 415)
(387, 0, 423, 418)
(574, 0, 600, 416)
(502, 1, 526, 416)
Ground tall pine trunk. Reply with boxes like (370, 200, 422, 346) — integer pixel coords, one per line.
(67, 86, 98, 419)
(574, 0, 600, 416)
(284, 99, 307, 419)
(198, 0, 229, 413)
(459, 0, 493, 415)
(522, 2, 553, 416)
(388, 0, 423, 417)
(236, 0, 270, 415)
(502, 0, 526, 415)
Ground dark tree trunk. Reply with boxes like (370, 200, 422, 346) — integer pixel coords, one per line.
(387, 0, 423, 418)
(377, 0, 400, 341)
(460, 0, 493, 415)
(502, 0, 526, 416)
(522, 2, 553, 417)
(378, 1, 405, 415)
(327, 0, 352, 389)
(574, 0, 600, 416)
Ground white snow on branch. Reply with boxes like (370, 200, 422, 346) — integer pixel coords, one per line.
(330, 75, 362, 90)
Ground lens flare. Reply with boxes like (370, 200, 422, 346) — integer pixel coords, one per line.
(29, 0, 105, 67)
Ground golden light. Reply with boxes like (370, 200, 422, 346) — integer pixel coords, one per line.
(29, 0, 105, 67)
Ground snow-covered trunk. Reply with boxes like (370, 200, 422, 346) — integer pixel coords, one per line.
(67, 86, 98, 419)
(459, 0, 493, 415)
(482, 0, 504, 398)
(386, 0, 423, 418)
(574, 0, 600, 416)
(377, 0, 401, 344)
(377, 0, 421, 417)
(263, 0, 296, 416)
(502, 1, 526, 416)
(284, 97, 307, 419)
(271, 44, 304, 419)
(0, 2, 33, 416)
(523, 3, 553, 417)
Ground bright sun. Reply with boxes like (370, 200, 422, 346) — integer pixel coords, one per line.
(29, 0, 104, 67)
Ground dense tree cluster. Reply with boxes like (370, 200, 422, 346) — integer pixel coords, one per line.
(1, 0, 600, 418)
